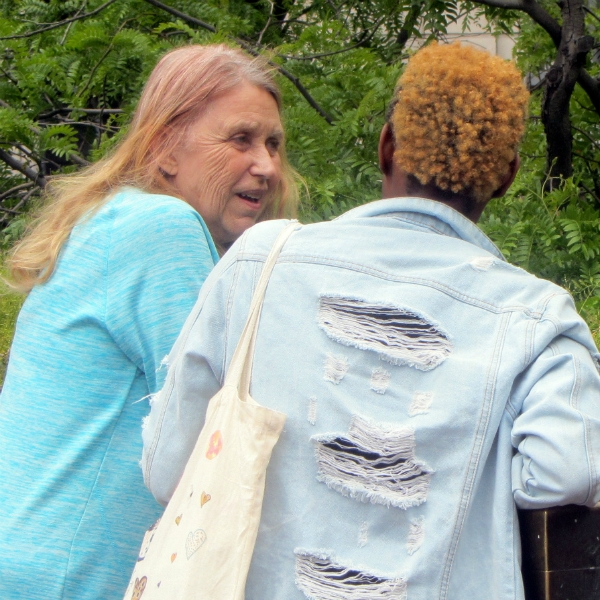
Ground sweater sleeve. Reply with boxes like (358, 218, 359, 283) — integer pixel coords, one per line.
(105, 193, 219, 395)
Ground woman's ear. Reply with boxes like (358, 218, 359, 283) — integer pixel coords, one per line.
(158, 153, 179, 177)
(378, 122, 395, 176)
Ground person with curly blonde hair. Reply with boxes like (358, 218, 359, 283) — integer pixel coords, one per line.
(380, 41, 529, 221)
(141, 43, 600, 600)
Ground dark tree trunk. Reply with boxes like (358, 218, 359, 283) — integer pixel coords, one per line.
(472, 0, 600, 183)
(542, 0, 594, 182)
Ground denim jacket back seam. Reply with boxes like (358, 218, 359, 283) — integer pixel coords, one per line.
(440, 310, 512, 599)
(236, 252, 547, 317)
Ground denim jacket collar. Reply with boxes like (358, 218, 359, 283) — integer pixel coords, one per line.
(337, 197, 505, 260)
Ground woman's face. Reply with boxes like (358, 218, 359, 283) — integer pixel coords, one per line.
(161, 82, 284, 248)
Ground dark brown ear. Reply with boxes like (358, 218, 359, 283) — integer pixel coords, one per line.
(378, 122, 395, 176)
(491, 154, 520, 199)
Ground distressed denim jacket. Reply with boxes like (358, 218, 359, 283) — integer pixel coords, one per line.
(143, 198, 600, 600)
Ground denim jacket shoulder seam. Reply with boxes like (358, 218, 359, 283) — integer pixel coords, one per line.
(532, 292, 571, 353)
(239, 253, 543, 317)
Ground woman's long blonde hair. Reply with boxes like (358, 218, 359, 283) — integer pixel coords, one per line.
(7, 44, 300, 292)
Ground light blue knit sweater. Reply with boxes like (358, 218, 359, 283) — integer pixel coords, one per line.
(0, 189, 219, 599)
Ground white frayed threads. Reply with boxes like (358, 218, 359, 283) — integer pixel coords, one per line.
(308, 397, 318, 426)
(318, 295, 452, 371)
(156, 354, 170, 372)
(407, 516, 425, 555)
(295, 549, 407, 599)
(313, 414, 433, 509)
(358, 522, 369, 547)
(409, 392, 433, 417)
(141, 415, 149, 431)
(370, 367, 391, 394)
(324, 353, 349, 385)
(133, 392, 156, 405)
(470, 256, 495, 271)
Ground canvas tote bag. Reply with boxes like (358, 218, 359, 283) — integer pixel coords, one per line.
(123, 221, 300, 600)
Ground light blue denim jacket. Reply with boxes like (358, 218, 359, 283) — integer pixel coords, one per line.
(143, 198, 600, 600)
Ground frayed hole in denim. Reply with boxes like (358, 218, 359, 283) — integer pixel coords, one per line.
(324, 353, 349, 384)
(407, 516, 425, 555)
(318, 295, 451, 371)
(295, 549, 407, 599)
(409, 391, 433, 417)
(313, 414, 433, 509)
(470, 256, 495, 271)
(308, 396, 318, 425)
(358, 521, 369, 548)
(370, 366, 391, 394)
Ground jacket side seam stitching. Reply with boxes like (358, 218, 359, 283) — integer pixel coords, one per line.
(439, 310, 511, 600)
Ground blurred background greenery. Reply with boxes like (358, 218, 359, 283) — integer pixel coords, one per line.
(2, 0, 600, 383)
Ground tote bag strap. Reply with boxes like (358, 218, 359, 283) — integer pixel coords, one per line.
(224, 221, 301, 400)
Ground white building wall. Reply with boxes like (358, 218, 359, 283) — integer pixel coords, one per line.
(410, 12, 516, 59)
(443, 13, 515, 59)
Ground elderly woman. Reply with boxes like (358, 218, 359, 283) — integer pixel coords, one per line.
(0, 44, 298, 599)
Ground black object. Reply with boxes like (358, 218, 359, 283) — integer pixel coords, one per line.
(519, 505, 600, 599)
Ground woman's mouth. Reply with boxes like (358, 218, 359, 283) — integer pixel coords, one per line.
(236, 192, 263, 209)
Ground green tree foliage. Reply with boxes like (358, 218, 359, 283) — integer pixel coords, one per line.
(0, 0, 600, 319)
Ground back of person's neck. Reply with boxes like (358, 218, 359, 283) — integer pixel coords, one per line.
(381, 183, 488, 224)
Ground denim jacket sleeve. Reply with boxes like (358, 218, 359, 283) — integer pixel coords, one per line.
(140, 224, 263, 505)
(142, 222, 290, 505)
(511, 293, 600, 508)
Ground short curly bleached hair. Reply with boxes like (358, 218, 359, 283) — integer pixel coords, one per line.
(390, 42, 529, 203)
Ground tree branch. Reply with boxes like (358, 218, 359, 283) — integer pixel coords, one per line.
(0, 99, 90, 166)
(0, 149, 47, 187)
(572, 124, 600, 152)
(278, 16, 384, 61)
(38, 107, 123, 119)
(141, 0, 216, 32)
(472, 1, 600, 126)
(0, 187, 37, 221)
(277, 40, 367, 60)
(576, 70, 600, 115)
(142, 0, 335, 124)
(257, 0, 275, 45)
(273, 63, 334, 123)
(579, 180, 600, 205)
(0, 0, 118, 41)
(471, 0, 561, 46)
(0, 182, 34, 203)
(583, 5, 600, 25)
(397, 4, 422, 52)
(467, 0, 523, 6)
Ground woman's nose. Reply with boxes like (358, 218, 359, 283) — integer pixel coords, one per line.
(249, 145, 280, 180)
